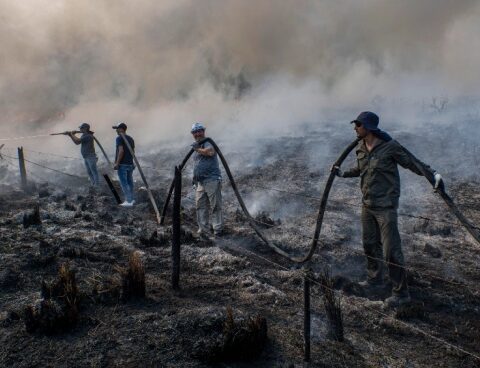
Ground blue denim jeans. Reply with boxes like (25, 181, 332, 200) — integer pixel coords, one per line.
(117, 164, 135, 202)
(84, 156, 99, 186)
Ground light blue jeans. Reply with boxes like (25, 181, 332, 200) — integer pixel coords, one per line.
(118, 164, 135, 202)
(84, 156, 99, 186)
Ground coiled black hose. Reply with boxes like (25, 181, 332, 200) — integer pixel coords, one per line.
(160, 137, 361, 263)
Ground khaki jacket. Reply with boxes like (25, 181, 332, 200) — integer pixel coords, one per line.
(343, 139, 435, 209)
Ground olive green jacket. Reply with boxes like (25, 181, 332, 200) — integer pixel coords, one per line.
(343, 139, 435, 209)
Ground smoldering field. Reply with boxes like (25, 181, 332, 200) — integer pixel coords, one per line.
(1, 120, 480, 367)
(1, 0, 480, 367)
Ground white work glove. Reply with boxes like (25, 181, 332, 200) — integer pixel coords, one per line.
(433, 172, 444, 191)
(332, 165, 343, 178)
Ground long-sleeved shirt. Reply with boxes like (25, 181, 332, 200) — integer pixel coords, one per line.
(343, 139, 435, 209)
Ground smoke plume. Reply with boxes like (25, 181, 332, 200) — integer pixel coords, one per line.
(1, 0, 480, 144)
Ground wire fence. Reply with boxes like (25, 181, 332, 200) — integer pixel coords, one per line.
(178, 173, 480, 294)
(178, 214, 480, 362)
(22, 148, 79, 160)
(1, 153, 82, 179)
(3, 147, 476, 296)
(180, 192, 480, 294)
(1, 143, 480, 362)
(235, 241, 480, 362)
(0, 134, 53, 141)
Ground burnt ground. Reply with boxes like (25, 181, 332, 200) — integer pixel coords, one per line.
(1, 125, 480, 367)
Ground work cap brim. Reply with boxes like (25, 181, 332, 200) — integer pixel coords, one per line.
(112, 123, 127, 130)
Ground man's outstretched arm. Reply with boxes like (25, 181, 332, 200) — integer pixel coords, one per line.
(393, 142, 443, 189)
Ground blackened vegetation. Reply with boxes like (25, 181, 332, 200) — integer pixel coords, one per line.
(119, 252, 146, 300)
(22, 203, 41, 228)
(28, 240, 58, 269)
(24, 264, 79, 335)
(333, 275, 366, 297)
(319, 269, 344, 342)
(395, 301, 426, 320)
(424, 243, 442, 258)
(38, 183, 50, 198)
(255, 211, 281, 228)
(138, 229, 169, 247)
(192, 307, 268, 363)
(0, 266, 22, 290)
(234, 209, 281, 229)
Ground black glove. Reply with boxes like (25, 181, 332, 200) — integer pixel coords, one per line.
(331, 165, 343, 177)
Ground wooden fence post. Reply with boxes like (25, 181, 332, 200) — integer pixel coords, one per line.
(304, 270, 311, 363)
(103, 174, 122, 204)
(172, 166, 182, 290)
(18, 147, 27, 190)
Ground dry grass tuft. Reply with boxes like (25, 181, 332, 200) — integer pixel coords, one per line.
(119, 251, 146, 300)
(24, 263, 79, 334)
(319, 268, 344, 342)
(23, 203, 41, 228)
(217, 307, 268, 362)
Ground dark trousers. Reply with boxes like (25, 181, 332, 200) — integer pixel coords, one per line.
(361, 206, 409, 297)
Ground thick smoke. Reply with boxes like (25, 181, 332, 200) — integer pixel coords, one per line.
(1, 0, 480, 145)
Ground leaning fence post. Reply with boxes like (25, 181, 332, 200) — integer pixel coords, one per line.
(18, 147, 27, 190)
(103, 174, 122, 204)
(172, 166, 182, 290)
(304, 269, 311, 363)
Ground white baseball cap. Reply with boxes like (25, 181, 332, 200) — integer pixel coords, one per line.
(191, 122, 205, 133)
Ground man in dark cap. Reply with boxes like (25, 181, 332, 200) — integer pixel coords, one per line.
(68, 123, 99, 187)
(113, 123, 135, 207)
(334, 111, 443, 308)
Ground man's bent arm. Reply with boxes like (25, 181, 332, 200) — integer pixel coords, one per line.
(342, 167, 361, 178)
(69, 132, 81, 145)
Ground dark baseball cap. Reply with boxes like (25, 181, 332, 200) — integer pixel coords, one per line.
(112, 123, 127, 130)
(78, 122, 90, 131)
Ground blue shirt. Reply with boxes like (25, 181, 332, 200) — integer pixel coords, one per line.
(193, 141, 221, 183)
(115, 135, 135, 165)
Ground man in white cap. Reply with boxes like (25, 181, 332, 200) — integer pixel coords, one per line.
(190, 122, 223, 236)
(68, 123, 99, 187)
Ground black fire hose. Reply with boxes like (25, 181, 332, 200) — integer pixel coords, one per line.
(160, 137, 361, 263)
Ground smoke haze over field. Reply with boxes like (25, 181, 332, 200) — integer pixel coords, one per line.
(1, 0, 480, 143)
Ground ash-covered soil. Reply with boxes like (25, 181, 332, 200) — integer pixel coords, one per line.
(1, 124, 480, 367)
